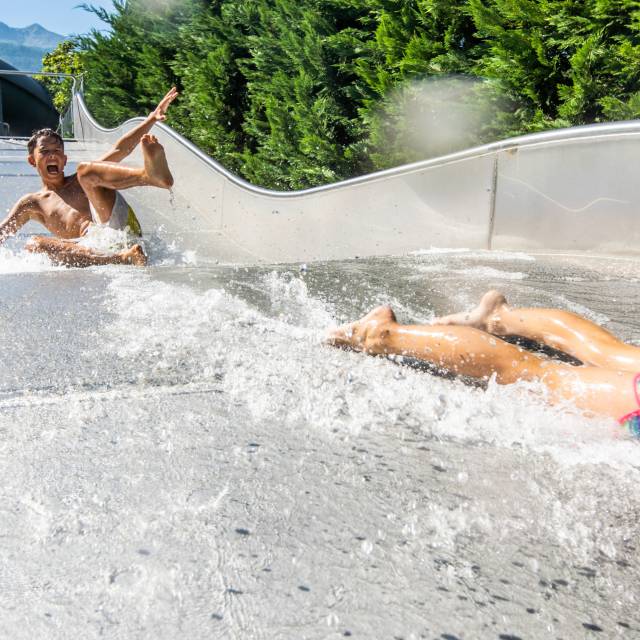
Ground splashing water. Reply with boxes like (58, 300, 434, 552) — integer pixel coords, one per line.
(0, 244, 63, 274)
(2, 251, 640, 639)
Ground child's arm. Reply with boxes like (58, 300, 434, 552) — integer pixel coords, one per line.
(0, 195, 37, 245)
(99, 87, 178, 163)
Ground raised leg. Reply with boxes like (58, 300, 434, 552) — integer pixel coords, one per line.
(77, 134, 174, 224)
(26, 236, 147, 268)
(327, 305, 639, 420)
(434, 290, 640, 372)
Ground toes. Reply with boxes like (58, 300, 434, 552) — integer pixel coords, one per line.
(127, 244, 147, 266)
(363, 305, 396, 324)
(142, 134, 161, 148)
(481, 290, 507, 310)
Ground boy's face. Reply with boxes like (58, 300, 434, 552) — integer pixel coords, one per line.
(28, 135, 67, 182)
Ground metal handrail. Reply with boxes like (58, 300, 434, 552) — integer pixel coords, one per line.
(74, 85, 640, 199)
(0, 70, 80, 79)
(0, 70, 81, 96)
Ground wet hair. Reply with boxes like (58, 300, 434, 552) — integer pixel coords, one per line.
(27, 128, 64, 155)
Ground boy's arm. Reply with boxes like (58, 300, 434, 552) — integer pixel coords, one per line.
(99, 87, 179, 163)
(0, 196, 36, 245)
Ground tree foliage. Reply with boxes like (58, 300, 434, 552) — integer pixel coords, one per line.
(76, 0, 640, 189)
(40, 39, 85, 113)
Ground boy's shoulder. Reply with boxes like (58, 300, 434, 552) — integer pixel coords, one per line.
(15, 191, 47, 217)
(16, 191, 41, 207)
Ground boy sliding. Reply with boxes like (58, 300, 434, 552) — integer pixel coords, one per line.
(0, 87, 178, 267)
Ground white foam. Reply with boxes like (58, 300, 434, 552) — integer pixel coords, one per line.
(76, 224, 134, 253)
(261, 270, 334, 328)
(0, 245, 63, 274)
(413, 264, 526, 280)
(411, 247, 536, 261)
(94, 270, 637, 471)
(76, 223, 199, 267)
(410, 247, 471, 255)
(143, 225, 201, 266)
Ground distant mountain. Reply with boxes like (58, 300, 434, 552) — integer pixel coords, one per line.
(0, 22, 63, 49)
(0, 22, 64, 72)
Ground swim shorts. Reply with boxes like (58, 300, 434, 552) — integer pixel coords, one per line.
(618, 373, 640, 437)
(89, 191, 142, 236)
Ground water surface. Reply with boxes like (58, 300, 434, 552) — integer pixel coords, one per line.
(0, 246, 639, 639)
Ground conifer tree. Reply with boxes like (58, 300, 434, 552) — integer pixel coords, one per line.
(172, 1, 252, 174)
(237, 0, 372, 188)
(356, 0, 488, 167)
(79, 0, 195, 126)
(74, 0, 640, 188)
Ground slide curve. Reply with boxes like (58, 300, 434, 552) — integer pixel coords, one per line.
(11, 87, 640, 264)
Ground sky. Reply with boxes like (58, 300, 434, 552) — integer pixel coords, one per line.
(2, 1, 116, 36)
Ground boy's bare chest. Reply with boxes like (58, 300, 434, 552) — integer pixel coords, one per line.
(35, 183, 92, 236)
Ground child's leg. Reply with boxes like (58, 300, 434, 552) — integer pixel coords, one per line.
(329, 306, 550, 383)
(77, 134, 173, 224)
(26, 236, 146, 267)
(327, 305, 639, 420)
(434, 290, 640, 372)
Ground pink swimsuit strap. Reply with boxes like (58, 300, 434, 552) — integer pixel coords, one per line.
(618, 372, 640, 425)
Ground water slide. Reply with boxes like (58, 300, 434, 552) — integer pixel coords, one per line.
(72, 88, 640, 263)
(3, 85, 640, 639)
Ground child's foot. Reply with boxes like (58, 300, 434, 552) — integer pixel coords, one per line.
(141, 134, 174, 188)
(433, 290, 508, 333)
(120, 243, 147, 266)
(326, 305, 397, 352)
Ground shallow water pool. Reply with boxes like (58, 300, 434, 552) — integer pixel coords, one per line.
(0, 246, 639, 639)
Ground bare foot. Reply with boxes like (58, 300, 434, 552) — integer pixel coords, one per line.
(120, 244, 147, 266)
(433, 290, 508, 333)
(141, 134, 174, 188)
(326, 305, 397, 352)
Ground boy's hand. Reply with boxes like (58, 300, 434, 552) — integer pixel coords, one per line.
(150, 87, 179, 122)
(100, 86, 179, 163)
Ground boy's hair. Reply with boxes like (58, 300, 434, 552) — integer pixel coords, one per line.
(27, 128, 64, 155)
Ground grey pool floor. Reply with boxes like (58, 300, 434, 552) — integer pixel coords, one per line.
(0, 248, 639, 639)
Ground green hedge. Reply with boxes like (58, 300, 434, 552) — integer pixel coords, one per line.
(45, 0, 640, 189)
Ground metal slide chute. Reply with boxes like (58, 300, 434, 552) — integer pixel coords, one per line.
(7, 82, 640, 263)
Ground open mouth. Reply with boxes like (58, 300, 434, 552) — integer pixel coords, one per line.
(46, 164, 60, 175)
